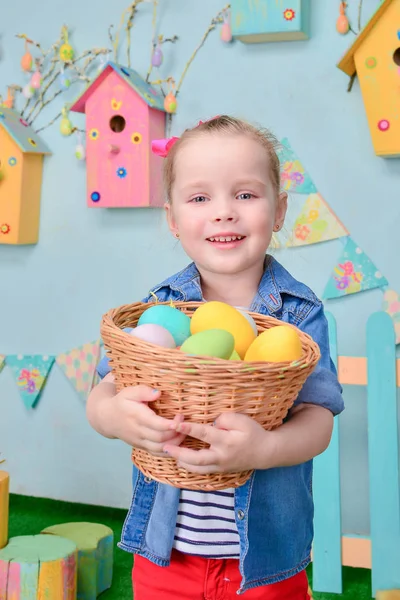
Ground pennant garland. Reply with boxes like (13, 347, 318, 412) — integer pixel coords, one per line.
(323, 238, 388, 300)
(56, 340, 101, 402)
(6, 355, 55, 409)
(279, 139, 394, 337)
(287, 193, 349, 247)
(382, 290, 400, 344)
(278, 138, 317, 195)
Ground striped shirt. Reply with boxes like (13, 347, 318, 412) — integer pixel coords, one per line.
(173, 488, 240, 558)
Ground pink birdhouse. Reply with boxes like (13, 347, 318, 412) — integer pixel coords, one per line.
(70, 62, 166, 208)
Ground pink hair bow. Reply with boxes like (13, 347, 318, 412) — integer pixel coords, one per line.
(151, 117, 221, 158)
(151, 136, 179, 158)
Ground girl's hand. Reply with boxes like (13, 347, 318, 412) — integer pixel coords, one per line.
(164, 413, 278, 474)
(88, 379, 186, 457)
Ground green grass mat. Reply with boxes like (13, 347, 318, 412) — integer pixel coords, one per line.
(8, 494, 372, 599)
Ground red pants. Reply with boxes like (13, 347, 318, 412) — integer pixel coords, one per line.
(132, 550, 311, 599)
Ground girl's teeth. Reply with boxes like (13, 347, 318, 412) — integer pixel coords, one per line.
(209, 236, 243, 242)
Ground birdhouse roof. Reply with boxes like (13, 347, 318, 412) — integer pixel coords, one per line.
(337, 0, 396, 76)
(70, 61, 166, 113)
(0, 107, 51, 154)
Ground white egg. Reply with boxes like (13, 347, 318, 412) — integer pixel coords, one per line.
(129, 323, 176, 349)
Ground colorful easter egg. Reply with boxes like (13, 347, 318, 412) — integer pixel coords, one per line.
(180, 329, 234, 359)
(236, 308, 258, 336)
(229, 349, 241, 360)
(245, 326, 302, 363)
(60, 43, 74, 62)
(221, 21, 232, 42)
(191, 301, 256, 359)
(129, 323, 176, 348)
(75, 144, 85, 160)
(31, 70, 42, 89)
(21, 51, 33, 72)
(60, 116, 73, 136)
(59, 71, 71, 90)
(138, 305, 191, 346)
(152, 45, 163, 67)
(164, 92, 177, 114)
(23, 84, 34, 99)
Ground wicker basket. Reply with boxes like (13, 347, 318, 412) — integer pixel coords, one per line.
(100, 301, 320, 490)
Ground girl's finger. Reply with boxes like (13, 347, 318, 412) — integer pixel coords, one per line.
(140, 426, 183, 444)
(163, 444, 217, 466)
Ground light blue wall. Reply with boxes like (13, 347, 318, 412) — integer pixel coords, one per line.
(1, 0, 399, 532)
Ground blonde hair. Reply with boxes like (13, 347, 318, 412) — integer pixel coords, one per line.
(163, 115, 281, 203)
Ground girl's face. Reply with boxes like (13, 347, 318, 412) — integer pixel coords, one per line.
(165, 133, 287, 278)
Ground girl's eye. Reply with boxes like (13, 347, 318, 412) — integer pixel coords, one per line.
(237, 193, 254, 200)
(191, 196, 208, 203)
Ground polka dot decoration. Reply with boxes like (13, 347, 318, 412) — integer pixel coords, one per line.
(378, 119, 390, 132)
(365, 56, 377, 69)
(90, 192, 101, 203)
(131, 133, 142, 144)
(0, 224, 11, 234)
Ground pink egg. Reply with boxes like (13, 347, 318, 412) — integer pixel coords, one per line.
(129, 324, 176, 349)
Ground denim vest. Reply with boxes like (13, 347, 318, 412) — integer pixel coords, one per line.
(97, 257, 344, 594)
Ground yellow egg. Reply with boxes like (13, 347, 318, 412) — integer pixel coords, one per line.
(245, 326, 302, 363)
(191, 302, 256, 359)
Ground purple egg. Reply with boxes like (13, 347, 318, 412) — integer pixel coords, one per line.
(130, 323, 176, 349)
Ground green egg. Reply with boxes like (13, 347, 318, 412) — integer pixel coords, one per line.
(229, 349, 241, 361)
(138, 305, 191, 346)
(180, 329, 234, 360)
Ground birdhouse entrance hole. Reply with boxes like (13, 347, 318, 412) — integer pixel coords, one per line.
(109, 115, 126, 133)
(393, 47, 400, 66)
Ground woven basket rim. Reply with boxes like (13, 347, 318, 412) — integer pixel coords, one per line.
(101, 300, 321, 370)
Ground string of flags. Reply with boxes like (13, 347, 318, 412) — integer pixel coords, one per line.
(277, 138, 400, 344)
(0, 342, 101, 409)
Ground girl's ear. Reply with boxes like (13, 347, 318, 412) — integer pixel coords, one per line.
(165, 202, 179, 237)
(277, 192, 288, 224)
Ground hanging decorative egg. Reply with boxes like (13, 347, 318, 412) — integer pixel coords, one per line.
(21, 42, 33, 72)
(59, 70, 71, 91)
(75, 144, 86, 160)
(30, 62, 42, 90)
(152, 43, 163, 67)
(60, 43, 74, 62)
(164, 91, 177, 114)
(221, 10, 232, 43)
(336, 2, 350, 35)
(2, 88, 15, 108)
(22, 84, 35, 99)
(60, 107, 73, 136)
(59, 26, 74, 62)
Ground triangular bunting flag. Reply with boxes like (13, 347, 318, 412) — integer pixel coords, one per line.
(278, 138, 317, 195)
(7, 355, 55, 409)
(287, 193, 349, 247)
(382, 289, 400, 345)
(56, 341, 101, 402)
(323, 238, 388, 300)
(0, 355, 5, 374)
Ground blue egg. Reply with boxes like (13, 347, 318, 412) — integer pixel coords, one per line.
(138, 305, 191, 346)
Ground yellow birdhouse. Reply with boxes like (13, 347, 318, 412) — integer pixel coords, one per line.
(0, 108, 51, 245)
(337, 0, 400, 157)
